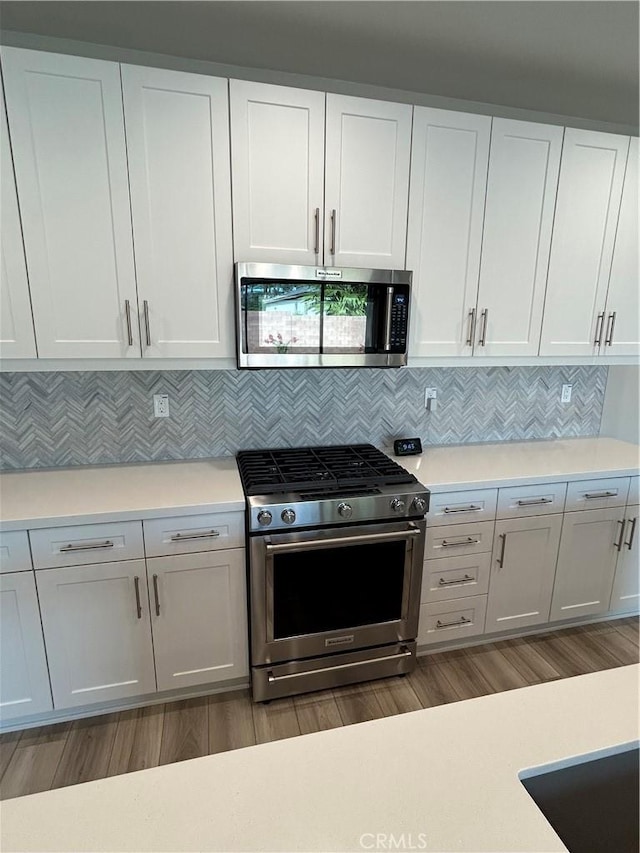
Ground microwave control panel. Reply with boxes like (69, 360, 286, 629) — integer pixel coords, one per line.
(389, 290, 409, 352)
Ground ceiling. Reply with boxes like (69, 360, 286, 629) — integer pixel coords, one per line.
(0, 1, 638, 125)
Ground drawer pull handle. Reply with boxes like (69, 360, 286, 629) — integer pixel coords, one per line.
(313, 207, 320, 255)
(60, 540, 114, 552)
(625, 517, 637, 550)
(170, 530, 220, 542)
(438, 574, 475, 586)
(615, 519, 625, 551)
(152, 574, 161, 616)
(594, 311, 605, 346)
(496, 532, 507, 567)
(436, 616, 472, 630)
(516, 497, 553, 506)
(443, 505, 482, 514)
(133, 576, 142, 619)
(441, 537, 480, 548)
(605, 311, 617, 346)
(465, 308, 476, 346)
(124, 299, 133, 347)
(584, 491, 617, 500)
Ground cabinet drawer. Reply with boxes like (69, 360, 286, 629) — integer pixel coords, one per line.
(565, 478, 630, 512)
(425, 521, 495, 559)
(143, 512, 244, 557)
(418, 595, 487, 645)
(421, 553, 491, 603)
(29, 521, 144, 569)
(0, 530, 32, 574)
(497, 482, 567, 519)
(628, 476, 639, 506)
(427, 489, 497, 526)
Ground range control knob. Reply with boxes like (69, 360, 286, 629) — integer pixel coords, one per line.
(412, 497, 428, 515)
(390, 498, 406, 514)
(281, 508, 296, 525)
(338, 502, 353, 519)
(257, 510, 273, 526)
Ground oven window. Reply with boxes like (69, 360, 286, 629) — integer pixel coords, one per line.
(272, 541, 406, 639)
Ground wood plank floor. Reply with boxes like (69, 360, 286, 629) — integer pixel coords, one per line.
(1, 616, 637, 801)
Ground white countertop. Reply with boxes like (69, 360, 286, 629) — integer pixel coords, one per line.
(0, 437, 637, 531)
(1, 664, 637, 853)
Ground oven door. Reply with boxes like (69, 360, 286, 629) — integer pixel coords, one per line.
(249, 519, 425, 666)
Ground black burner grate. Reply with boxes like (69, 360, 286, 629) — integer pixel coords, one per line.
(237, 444, 416, 495)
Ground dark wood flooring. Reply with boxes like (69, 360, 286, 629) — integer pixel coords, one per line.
(1, 616, 638, 801)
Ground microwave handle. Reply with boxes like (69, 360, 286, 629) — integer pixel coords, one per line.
(383, 286, 394, 352)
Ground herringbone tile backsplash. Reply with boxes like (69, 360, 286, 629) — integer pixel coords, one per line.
(0, 366, 607, 470)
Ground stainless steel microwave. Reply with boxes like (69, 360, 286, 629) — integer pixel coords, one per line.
(235, 263, 412, 368)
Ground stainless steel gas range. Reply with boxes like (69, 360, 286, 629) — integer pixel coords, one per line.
(236, 444, 430, 701)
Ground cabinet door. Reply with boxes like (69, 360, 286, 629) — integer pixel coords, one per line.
(36, 560, 156, 709)
(325, 94, 411, 269)
(603, 137, 639, 356)
(148, 549, 248, 692)
(1, 47, 139, 358)
(122, 66, 234, 358)
(0, 572, 53, 722)
(0, 84, 36, 359)
(230, 80, 325, 265)
(406, 108, 490, 356)
(475, 120, 563, 356)
(485, 514, 562, 633)
(550, 508, 623, 622)
(540, 129, 629, 356)
(609, 505, 639, 614)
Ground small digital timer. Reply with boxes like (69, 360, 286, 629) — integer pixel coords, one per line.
(393, 438, 423, 456)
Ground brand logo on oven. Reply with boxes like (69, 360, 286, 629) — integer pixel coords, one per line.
(325, 634, 355, 647)
(315, 268, 342, 279)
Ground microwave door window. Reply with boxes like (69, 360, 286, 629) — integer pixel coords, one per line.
(322, 283, 377, 354)
(242, 282, 321, 354)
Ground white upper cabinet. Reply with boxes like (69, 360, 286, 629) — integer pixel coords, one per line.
(406, 108, 490, 357)
(602, 137, 639, 356)
(1, 47, 140, 358)
(475, 119, 563, 357)
(325, 94, 412, 269)
(122, 66, 234, 358)
(0, 83, 36, 359)
(540, 128, 629, 357)
(230, 80, 325, 266)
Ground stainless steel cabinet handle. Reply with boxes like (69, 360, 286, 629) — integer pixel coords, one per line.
(438, 574, 474, 586)
(134, 576, 142, 619)
(60, 540, 114, 552)
(330, 209, 336, 255)
(143, 300, 151, 347)
(466, 308, 476, 347)
(594, 312, 605, 346)
(170, 530, 220, 542)
(615, 519, 625, 551)
(441, 537, 480, 548)
(265, 526, 421, 554)
(313, 207, 320, 255)
(124, 299, 133, 347)
(383, 286, 394, 352)
(436, 616, 471, 629)
(584, 491, 617, 500)
(517, 497, 553, 506)
(496, 533, 507, 567)
(625, 517, 637, 550)
(267, 647, 412, 683)
(478, 308, 488, 346)
(443, 505, 482, 514)
(152, 574, 160, 616)
(605, 311, 617, 346)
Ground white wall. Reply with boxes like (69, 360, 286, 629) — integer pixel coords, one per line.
(600, 366, 640, 445)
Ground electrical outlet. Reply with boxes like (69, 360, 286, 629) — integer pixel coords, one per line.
(561, 384, 572, 404)
(425, 387, 437, 411)
(153, 394, 170, 418)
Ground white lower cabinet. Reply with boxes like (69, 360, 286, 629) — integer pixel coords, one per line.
(36, 559, 157, 709)
(549, 508, 623, 622)
(148, 549, 248, 692)
(609, 505, 639, 614)
(0, 572, 53, 722)
(418, 595, 487, 645)
(485, 515, 562, 633)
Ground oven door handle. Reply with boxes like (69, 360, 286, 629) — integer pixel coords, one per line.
(264, 525, 422, 554)
(267, 646, 413, 683)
